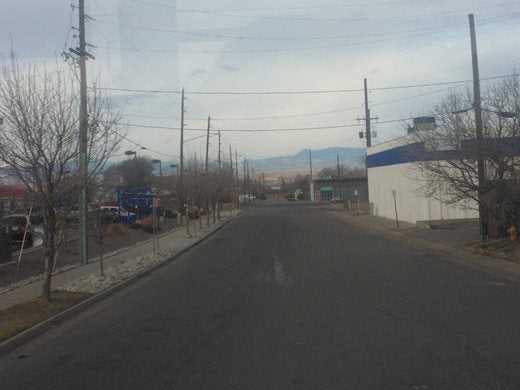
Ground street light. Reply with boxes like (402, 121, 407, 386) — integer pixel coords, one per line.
(124, 146, 147, 159)
(151, 159, 162, 177)
(124, 150, 137, 158)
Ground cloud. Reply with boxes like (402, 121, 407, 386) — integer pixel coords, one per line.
(219, 64, 240, 72)
(187, 68, 208, 78)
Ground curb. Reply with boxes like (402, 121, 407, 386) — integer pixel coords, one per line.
(0, 214, 238, 356)
(331, 211, 520, 284)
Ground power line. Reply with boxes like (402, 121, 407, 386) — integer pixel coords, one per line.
(93, 10, 520, 54)
(107, 118, 413, 133)
(117, 85, 469, 123)
(120, 134, 174, 158)
(134, 0, 434, 13)
(122, 106, 362, 122)
(94, 73, 520, 96)
(91, 0, 181, 110)
(94, 12, 491, 42)
(129, 0, 519, 23)
(213, 107, 362, 121)
(192, 8, 519, 24)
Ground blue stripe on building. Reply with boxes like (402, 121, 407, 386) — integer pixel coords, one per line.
(367, 137, 520, 168)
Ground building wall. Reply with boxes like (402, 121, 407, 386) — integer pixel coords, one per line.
(367, 137, 478, 224)
(314, 178, 368, 202)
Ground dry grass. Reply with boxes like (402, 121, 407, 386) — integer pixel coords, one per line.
(0, 290, 91, 343)
(467, 239, 520, 262)
(105, 223, 123, 234)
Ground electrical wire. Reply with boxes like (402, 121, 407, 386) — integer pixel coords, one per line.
(91, 0, 182, 111)
(129, 0, 519, 23)
(94, 15, 477, 42)
(62, 3, 77, 54)
(134, 0, 435, 13)
(102, 118, 413, 133)
(120, 134, 174, 158)
(103, 0, 213, 119)
(93, 73, 520, 96)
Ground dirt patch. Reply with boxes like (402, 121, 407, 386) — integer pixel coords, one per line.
(0, 217, 180, 289)
(0, 290, 91, 343)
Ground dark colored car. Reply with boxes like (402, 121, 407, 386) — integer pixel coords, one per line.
(1, 214, 34, 247)
(29, 209, 44, 225)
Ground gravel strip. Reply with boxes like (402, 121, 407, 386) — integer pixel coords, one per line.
(58, 251, 174, 294)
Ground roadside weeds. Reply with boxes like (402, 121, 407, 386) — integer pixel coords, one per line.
(0, 291, 91, 343)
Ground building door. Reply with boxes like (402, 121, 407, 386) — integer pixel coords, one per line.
(320, 186, 333, 201)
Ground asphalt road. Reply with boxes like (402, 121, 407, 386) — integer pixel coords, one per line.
(1, 201, 520, 389)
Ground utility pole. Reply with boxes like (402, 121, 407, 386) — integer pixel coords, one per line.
(205, 116, 210, 175)
(235, 150, 240, 207)
(78, 0, 89, 264)
(204, 116, 211, 225)
(364, 78, 372, 148)
(218, 130, 222, 176)
(309, 148, 315, 202)
(252, 167, 256, 201)
(179, 88, 185, 224)
(243, 157, 246, 203)
(336, 153, 341, 177)
(217, 130, 222, 220)
(469, 13, 489, 241)
(229, 145, 233, 208)
(229, 145, 233, 176)
(247, 162, 250, 203)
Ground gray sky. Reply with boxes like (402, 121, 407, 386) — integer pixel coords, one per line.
(1, 0, 520, 165)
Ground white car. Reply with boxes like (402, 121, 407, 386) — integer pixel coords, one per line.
(100, 206, 137, 222)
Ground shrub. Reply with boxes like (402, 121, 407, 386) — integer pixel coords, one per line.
(105, 223, 123, 234)
(140, 216, 161, 234)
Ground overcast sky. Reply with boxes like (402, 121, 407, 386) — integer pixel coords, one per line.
(1, 0, 520, 166)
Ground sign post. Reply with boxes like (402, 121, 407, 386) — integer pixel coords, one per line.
(392, 190, 399, 228)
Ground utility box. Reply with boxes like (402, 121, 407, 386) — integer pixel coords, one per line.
(0, 225, 12, 264)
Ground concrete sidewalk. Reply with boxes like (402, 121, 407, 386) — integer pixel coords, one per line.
(0, 210, 241, 311)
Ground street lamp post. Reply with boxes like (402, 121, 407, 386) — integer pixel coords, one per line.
(152, 159, 162, 178)
(124, 150, 136, 159)
(152, 159, 163, 218)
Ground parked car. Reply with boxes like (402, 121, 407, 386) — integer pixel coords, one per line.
(1, 214, 34, 247)
(99, 206, 137, 223)
(29, 208, 44, 225)
(66, 205, 99, 221)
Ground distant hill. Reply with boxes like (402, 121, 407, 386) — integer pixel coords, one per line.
(249, 147, 366, 175)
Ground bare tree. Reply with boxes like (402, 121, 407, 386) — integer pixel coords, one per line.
(407, 75, 520, 236)
(0, 55, 122, 302)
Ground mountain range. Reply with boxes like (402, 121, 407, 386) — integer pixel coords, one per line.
(248, 147, 366, 175)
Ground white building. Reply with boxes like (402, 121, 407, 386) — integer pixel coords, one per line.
(367, 136, 478, 224)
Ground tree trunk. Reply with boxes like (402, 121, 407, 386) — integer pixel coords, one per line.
(41, 206, 57, 303)
(42, 250, 53, 303)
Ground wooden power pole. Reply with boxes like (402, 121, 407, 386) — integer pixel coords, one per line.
(78, 0, 89, 264)
(469, 13, 489, 241)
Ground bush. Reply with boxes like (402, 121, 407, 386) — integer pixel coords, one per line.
(105, 223, 123, 234)
(140, 216, 161, 234)
(164, 209, 178, 219)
